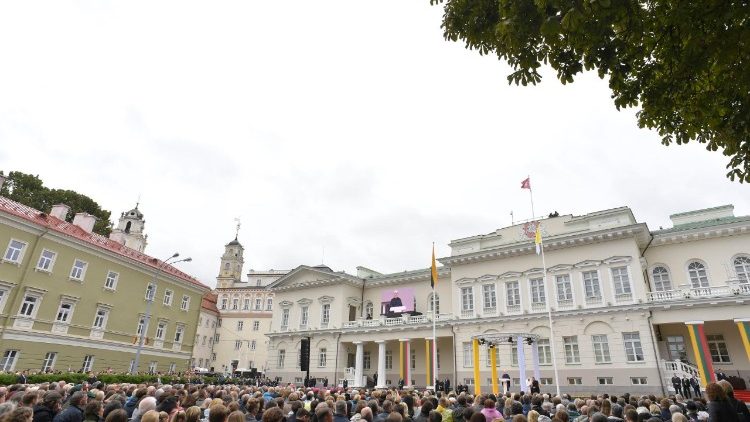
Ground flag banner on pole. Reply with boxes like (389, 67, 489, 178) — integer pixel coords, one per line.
(431, 244, 438, 289)
(521, 177, 531, 190)
(535, 225, 542, 255)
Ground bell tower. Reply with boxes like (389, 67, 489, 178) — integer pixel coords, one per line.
(216, 219, 244, 288)
(109, 204, 148, 252)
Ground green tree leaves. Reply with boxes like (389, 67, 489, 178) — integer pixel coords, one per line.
(431, 0, 750, 182)
(0, 171, 113, 236)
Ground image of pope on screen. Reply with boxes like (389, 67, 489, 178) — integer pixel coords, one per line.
(381, 288, 415, 317)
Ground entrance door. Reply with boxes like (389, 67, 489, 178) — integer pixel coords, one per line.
(349, 306, 357, 321)
(347, 353, 355, 368)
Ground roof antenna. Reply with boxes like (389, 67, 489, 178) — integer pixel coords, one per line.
(136, 193, 141, 209)
(234, 217, 241, 240)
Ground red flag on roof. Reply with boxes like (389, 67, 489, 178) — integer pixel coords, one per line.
(521, 177, 531, 190)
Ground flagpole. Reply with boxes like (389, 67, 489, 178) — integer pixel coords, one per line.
(432, 243, 438, 388)
(539, 227, 561, 397)
(528, 175, 536, 219)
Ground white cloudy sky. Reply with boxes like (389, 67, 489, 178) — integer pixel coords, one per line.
(1, 1, 747, 287)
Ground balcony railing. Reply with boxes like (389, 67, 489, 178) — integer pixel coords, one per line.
(585, 295, 603, 305)
(648, 282, 749, 303)
(483, 307, 498, 317)
(506, 304, 521, 314)
(385, 317, 404, 326)
(615, 292, 633, 303)
(556, 299, 575, 310)
(408, 315, 428, 324)
(531, 302, 546, 312)
(461, 309, 475, 318)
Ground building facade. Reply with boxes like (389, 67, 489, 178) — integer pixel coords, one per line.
(264, 205, 750, 395)
(193, 293, 219, 370)
(0, 188, 209, 374)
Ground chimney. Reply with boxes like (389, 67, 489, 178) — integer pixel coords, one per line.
(50, 204, 71, 220)
(72, 212, 98, 233)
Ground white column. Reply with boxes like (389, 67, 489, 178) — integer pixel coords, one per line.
(517, 335, 527, 392)
(376, 340, 386, 388)
(354, 341, 364, 387)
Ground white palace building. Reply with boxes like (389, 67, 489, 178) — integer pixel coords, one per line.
(261, 204, 750, 395)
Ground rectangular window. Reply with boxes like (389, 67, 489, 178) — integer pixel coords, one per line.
(4, 239, 26, 263)
(485, 347, 500, 367)
(563, 336, 580, 364)
(169, 362, 176, 373)
(410, 350, 415, 370)
(707, 334, 731, 363)
(56, 302, 73, 323)
(174, 325, 184, 343)
(667, 336, 686, 361)
(211, 353, 216, 361)
(461, 287, 474, 311)
(19, 295, 37, 317)
(385, 350, 393, 369)
(537, 339, 552, 365)
(237, 320, 244, 331)
(93, 308, 108, 329)
(266, 298, 273, 310)
(463, 342, 472, 367)
(321, 304, 330, 326)
(36, 249, 57, 272)
(104, 271, 118, 290)
(156, 321, 167, 340)
(214, 333, 220, 343)
(482, 284, 497, 309)
(278, 349, 285, 368)
(148, 361, 157, 373)
(221, 298, 228, 310)
(363, 351, 371, 369)
(319, 348, 327, 367)
(555, 274, 573, 301)
(592, 334, 612, 363)
(300, 306, 309, 328)
(630, 377, 647, 385)
(42, 352, 57, 372)
(145, 284, 156, 301)
(611, 267, 632, 295)
(232, 298, 238, 310)
(506, 281, 520, 306)
(70, 259, 87, 281)
(530, 278, 546, 304)
(582, 271, 601, 298)
(163, 290, 173, 306)
(243, 298, 250, 310)
(281, 309, 290, 328)
(1, 350, 19, 371)
(0, 289, 7, 313)
(82, 355, 95, 372)
(511, 347, 518, 366)
(181, 295, 190, 311)
(255, 298, 262, 310)
(598, 377, 613, 385)
(235, 340, 242, 350)
(136, 318, 145, 336)
(567, 377, 582, 385)
(253, 321, 260, 331)
(250, 340, 256, 350)
(623, 332, 644, 362)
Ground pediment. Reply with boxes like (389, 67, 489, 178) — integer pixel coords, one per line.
(547, 264, 573, 273)
(318, 295, 335, 304)
(268, 265, 358, 290)
(498, 271, 522, 280)
(279, 300, 294, 308)
(574, 259, 602, 268)
(523, 267, 544, 276)
(477, 274, 498, 283)
(297, 298, 312, 305)
(602, 256, 632, 265)
(455, 277, 476, 286)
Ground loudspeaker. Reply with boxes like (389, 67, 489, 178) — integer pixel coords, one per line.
(300, 338, 310, 372)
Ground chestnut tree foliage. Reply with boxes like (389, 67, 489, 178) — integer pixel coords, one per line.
(431, 0, 750, 181)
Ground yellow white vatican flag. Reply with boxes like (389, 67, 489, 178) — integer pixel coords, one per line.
(535, 225, 542, 255)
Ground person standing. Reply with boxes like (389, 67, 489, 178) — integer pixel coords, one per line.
(501, 372, 510, 394)
(716, 369, 728, 381)
(682, 376, 692, 399)
(33, 392, 62, 422)
(671, 374, 683, 396)
(706, 382, 739, 422)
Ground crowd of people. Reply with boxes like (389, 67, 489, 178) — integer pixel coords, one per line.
(0, 378, 747, 422)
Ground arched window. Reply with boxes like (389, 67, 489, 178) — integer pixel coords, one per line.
(651, 266, 672, 291)
(687, 261, 709, 288)
(734, 256, 750, 283)
(365, 301, 373, 318)
(428, 293, 440, 314)
(124, 221, 132, 234)
(224, 262, 230, 270)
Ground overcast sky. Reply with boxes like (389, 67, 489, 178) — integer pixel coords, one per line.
(1, 1, 748, 288)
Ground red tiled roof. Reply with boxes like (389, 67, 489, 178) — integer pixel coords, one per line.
(201, 292, 219, 314)
(0, 196, 209, 290)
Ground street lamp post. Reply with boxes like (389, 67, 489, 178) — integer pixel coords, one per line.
(131, 252, 192, 374)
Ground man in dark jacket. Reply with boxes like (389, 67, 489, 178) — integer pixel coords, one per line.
(671, 374, 683, 396)
(53, 392, 87, 422)
(333, 401, 349, 422)
(33, 392, 62, 422)
(682, 376, 692, 398)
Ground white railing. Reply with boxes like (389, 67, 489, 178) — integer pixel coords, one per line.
(483, 307, 498, 317)
(362, 319, 381, 327)
(663, 360, 700, 393)
(531, 302, 546, 312)
(648, 283, 750, 303)
(615, 292, 633, 303)
(280, 325, 288, 332)
(557, 299, 575, 309)
(461, 309, 475, 318)
(385, 317, 404, 326)
(436, 313, 454, 321)
(343, 321, 359, 328)
(408, 315, 428, 324)
(506, 304, 521, 314)
(585, 295, 603, 305)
